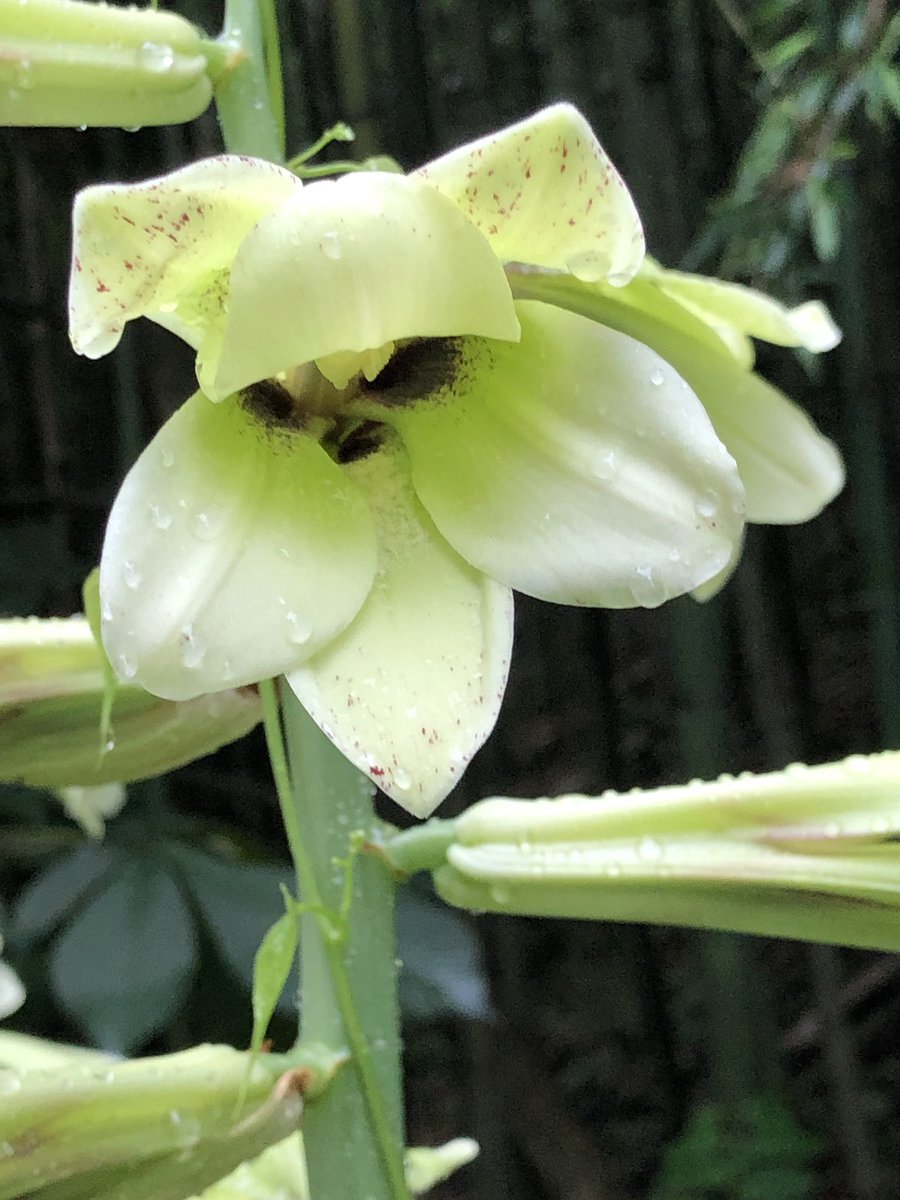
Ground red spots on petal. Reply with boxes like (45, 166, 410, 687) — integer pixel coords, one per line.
(121, 215, 136, 226)
(96, 281, 109, 293)
(123, 260, 134, 270)
(180, 211, 190, 223)
(488, 224, 499, 235)
(568, 217, 576, 226)
(74, 257, 82, 272)
(560, 164, 567, 174)
(370, 765, 385, 777)
(562, 142, 569, 157)
(196, 203, 206, 215)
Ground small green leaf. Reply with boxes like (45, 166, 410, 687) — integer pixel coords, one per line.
(249, 910, 298, 1057)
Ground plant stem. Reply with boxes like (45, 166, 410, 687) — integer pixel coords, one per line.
(214, 0, 283, 161)
(260, 681, 410, 1200)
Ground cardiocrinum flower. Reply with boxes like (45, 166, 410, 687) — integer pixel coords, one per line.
(68, 104, 839, 817)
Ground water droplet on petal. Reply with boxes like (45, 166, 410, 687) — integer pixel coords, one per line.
(117, 654, 136, 680)
(160, 447, 175, 468)
(393, 767, 412, 792)
(638, 836, 663, 862)
(489, 885, 511, 905)
(191, 504, 226, 542)
(150, 502, 172, 530)
(695, 493, 719, 520)
(180, 624, 206, 669)
(285, 611, 313, 645)
(592, 450, 618, 481)
(136, 41, 175, 72)
(649, 367, 665, 386)
(101, 600, 113, 621)
(321, 231, 342, 260)
(122, 560, 141, 589)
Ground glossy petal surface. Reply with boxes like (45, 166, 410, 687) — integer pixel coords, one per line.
(100, 392, 377, 700)
(70, 156, 300, 359)
(366, 302, 744, 609)
(287, 441, 513, 817)
(202, 172, 519, 400)
(416, 103, 644, 284)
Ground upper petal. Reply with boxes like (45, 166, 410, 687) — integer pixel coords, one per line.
(69, 156, 301, 359)
(287, 438, 513, 818)
(100, 391, 377, 700)
(202, 172, 520, 400)
(363, 301, 744, 609)
(415, 103, 645, 285)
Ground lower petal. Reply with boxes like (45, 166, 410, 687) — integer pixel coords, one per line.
(100, 392, 377, 700)
(374, 302, 744, 609)
(286, 439, 514, 818)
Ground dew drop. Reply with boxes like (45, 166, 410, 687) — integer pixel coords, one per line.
(321, 231, 342, 260)
(150, 502, 172, 530)
(649, 367, 665, 386)
(393, 768, 412, 792)
(637, 836, 663, 862)
(101, 600, 113, 622)
(605, 270, 632, 287)
(191, 504, 226, 542)
(117, 654, 136, 680)
(592, 450, 618, 481)
(122, 560, 141, 589)
(160, 446, 175, 468)
(136, 41, 175, 72)
(489, 885, 511, 905)
(695, 493, 719, 520)
(285, 610, 313, 645)
(157, 301, 178, 314)
(180, 624, 206, 669)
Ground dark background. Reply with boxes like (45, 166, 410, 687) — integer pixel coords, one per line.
(2, 1, 900, 1197)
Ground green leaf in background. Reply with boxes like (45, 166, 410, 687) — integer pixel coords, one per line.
(396, 888, 490, 1023)
(48, 857, 198, 1053)
(11, 843, 121, 947)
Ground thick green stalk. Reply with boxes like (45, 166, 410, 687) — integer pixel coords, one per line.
(262, 682, 409, 1200)
(214, 0, 283, 161)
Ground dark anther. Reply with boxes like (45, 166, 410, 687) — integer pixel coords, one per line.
(241, 379, 301, 428)
(360, 337, 463, 406)
(338, 420, 385, 464)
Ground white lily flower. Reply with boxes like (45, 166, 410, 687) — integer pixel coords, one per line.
(69, 104, 746, 816)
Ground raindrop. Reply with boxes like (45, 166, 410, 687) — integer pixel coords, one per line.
(160, 446, 175, 468)
(321, 231, 342, 260)
(285, 610, 313, 645)
(136, 41, 175, 72)
(592, 450, 618, 481)
(105, 736, 116, 752)
(649, 367, 665, 386)
(101, 600, 113, 622)
(191, 504, 226, 541)
(694, 493, 718, 520)
(489, 885, 511, 905)
(122, 560, 141, 589)
(637, 836, 663, 862)
(180, 624, 206, 669)
(168, 1110, 202, 1148)
(150, 502, 172, 530)
(630, 565, 664, 607)
(605, 270, 632, 287)
(393, 768, 412, 792)
(117, 654, 136, 680)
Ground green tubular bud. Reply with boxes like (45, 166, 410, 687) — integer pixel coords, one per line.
(0, 0, 212, 127)
(0, 1042, 341, 1200)
(0, 617, 261, 787)
(434, 753, 900, 952)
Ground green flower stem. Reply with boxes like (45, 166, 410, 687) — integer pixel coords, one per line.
(259, 681, 410, 1200)
(213, 0, 283, 161)
(384, 819, 458, 875)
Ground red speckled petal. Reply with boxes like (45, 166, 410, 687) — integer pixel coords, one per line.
(69, 155, 301, 360)
(416, 103, 644, 285)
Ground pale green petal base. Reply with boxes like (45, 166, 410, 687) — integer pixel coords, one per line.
(100, 392, 377, 700)
(202, 172, 520, 400)
(287, 441, 514, 818)
(70, 156, 300, 359)
(416, 103, 645, 285)
(371, 302, 744, 609)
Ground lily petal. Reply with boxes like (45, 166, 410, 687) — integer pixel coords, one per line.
(100, 391, 377, 700)
(364, 302, 744, 609)
(203, 172, 520, 400)
(70, 156, 300, 359)
(416, 103, 644, 285)
(649, 265, 842, 355)
(508, 272, 845, 524)
(287, 439, 513, 818)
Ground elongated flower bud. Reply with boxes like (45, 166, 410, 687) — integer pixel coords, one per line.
(0, 0, 212, 127)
